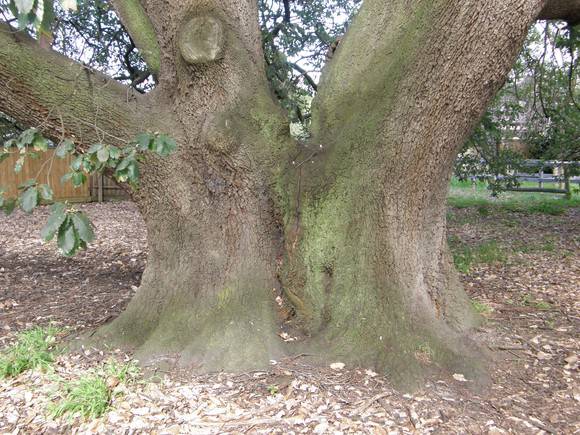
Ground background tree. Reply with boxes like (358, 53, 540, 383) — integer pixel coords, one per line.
(455, 20, 580, 193)
(1, 0, 579, 388)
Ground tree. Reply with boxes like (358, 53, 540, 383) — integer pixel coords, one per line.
(1, 0, 578, 388)
(455, 20, 580, 193)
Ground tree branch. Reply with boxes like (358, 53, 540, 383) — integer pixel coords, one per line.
(539, 0, 580, 24)
(0, 24, 146, 148)
(110, 0, 161, 77)
(289, 62, 318, 91)
(310, 0, 543, 197)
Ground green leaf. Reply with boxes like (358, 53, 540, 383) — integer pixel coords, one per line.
(126, 161, 139, 182)
(136, 133, 152, 151)
(116, 156, 133, 172)
(0, 151, 10, 164)
(71, 172, 87, 187)
(70, 155, 83, 171)
(2, 198, 16, 215)
(40, 202, 67, 241)
(20, 187, 38, 213)
(55, 139, 75, 158)
(61, 172, 73, 184)
(108, 147, 121, 160)
(38, 184, 53, 201)
(18, 179, 36, 189)
(18, 128, 37, 148)
(97, 147, 109, 163)
(154, 134, 177, 157)
(32, 135, 48, 152)
(57, 218, 76, 256)
(71, 212, 94, 243)
(87, 143, 103, 154)
(14, 156, 25, 173)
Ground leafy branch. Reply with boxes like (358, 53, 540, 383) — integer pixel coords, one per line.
(0, 128, 177, 256)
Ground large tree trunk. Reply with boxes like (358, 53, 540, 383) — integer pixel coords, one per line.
(91, 0, 294, 371)
(2, 0, 578, 388)
(280, 0, 545, 386)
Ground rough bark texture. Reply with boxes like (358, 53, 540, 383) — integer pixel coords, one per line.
(2, 0, 578, 387)
(91, 0, 293, 372)
(282, 0, 547, 386)
(0, 24, 145, 147)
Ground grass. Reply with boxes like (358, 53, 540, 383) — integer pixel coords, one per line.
(50, 375, 111, 419)
(448, 237, 507, 273)
(515, 237, 557, 254)
(49, 359, 140, 419)
(521, 294, 553, 310)
(471, 299, 492, 314)
(0, 326, 60, 378)
(448, 178, 579, 215)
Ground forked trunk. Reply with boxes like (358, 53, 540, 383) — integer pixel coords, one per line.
(280, 0, 543, 386)
(1, 0, 566, 388)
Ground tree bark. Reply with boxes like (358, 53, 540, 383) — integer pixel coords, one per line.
(88, 0, 294, 371)
(281, 0, 546, 386)
(0, 23, 145, 148)
(1, 0, 576, 387)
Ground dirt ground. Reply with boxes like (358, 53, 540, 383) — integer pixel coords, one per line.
(0, 201, 578, 434)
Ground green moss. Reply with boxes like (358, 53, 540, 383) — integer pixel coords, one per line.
(112, 0, 160, 75)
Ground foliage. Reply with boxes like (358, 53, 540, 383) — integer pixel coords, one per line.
(456, 21, 580, 194)
(1, 129, 176, 256)
(49, 359, 140, 419)
(521, 294, 552, 310)
(2, 0, 359, 123)
(0, 326, 60, 378)
(471, 300, 492, 314)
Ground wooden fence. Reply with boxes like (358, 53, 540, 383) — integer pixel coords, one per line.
(0, 149, 128, 202)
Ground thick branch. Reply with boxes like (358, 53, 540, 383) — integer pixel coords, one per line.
(0, 24, 146, 147)
(110, 0, 161, 77)
(539, 0, 580, 24)
(311, 0, 544, 194)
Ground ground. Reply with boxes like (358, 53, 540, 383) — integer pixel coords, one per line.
(0, 186, 578, 433)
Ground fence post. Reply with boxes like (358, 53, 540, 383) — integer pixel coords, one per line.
(98, 174, 104, 203)
(538, 167, 543, 189)
(564, 164, 571, 200)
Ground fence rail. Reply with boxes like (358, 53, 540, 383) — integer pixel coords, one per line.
(487, 160, 578, 197)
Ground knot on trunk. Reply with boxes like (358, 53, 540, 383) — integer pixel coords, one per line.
(178, 15, 225, 64)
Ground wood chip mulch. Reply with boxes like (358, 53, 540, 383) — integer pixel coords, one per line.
(0, 202, 578, 434)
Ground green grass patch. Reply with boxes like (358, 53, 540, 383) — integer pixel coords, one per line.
(49, 359, 140, 420)
(448, 178, 579, 215)
(50, 374, 111, 419)
(449, 237, 507, 273)
(515, 237, 557, 254)
(471, 299, 492, 314)
(0, 326, 60, 378)
(521, 294, 552, 310)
